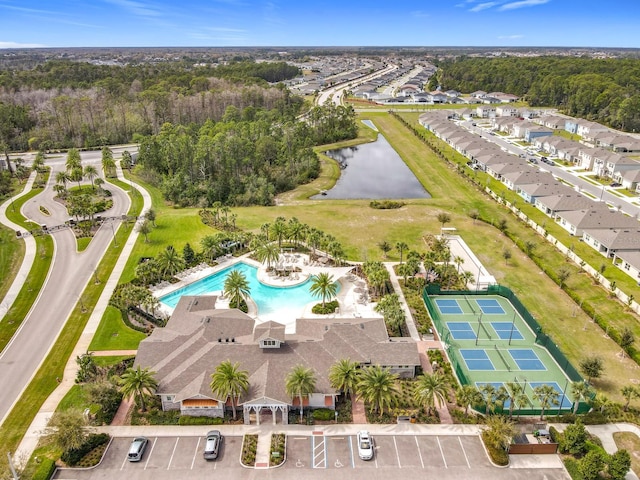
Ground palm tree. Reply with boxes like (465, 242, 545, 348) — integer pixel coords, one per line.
(456, 385, 483, 416)
(621, 385, 640, 412)
(504, 382, 528, 419)
(483, 415, 517, 453)
(224, 269, 251, 309)
(414, 372, 449, 416)
(101, 147, 115, 177)
(285, 365, 316, 418)
(437, 212, 451, 231)
(357, 365, 399, 415)
(118, 365, 158, 412)
(69, 166, 84, 189)
(66, 148, 82, 172)
(270, 217, 287, 249)
(329, 358, 360, 400)
(571, 381, 594, 414)
(210, 361, 249, 420)
(55, 170, 70, 192)
(480, 384, 507, 415)
(83, 165, 98, 190)
(453, 255, 464, 274)
(287, 217, 306, 246)
(374, 294, 405, 336)
(94, 176, 105, 192)
(533, 384, 560, 420)
(309, 272, 338, 308)
(378, 240, 392, 259)
(255, 242, 280, 270)
(395, 241, 409, 264)
(157, 245, 185, 277)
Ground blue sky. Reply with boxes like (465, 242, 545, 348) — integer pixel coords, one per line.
(0, 0, 638, 49)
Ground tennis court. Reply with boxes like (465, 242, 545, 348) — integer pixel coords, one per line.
(424, 288, 585, 415)
(510, 349, 546, 371)
(446, 322, 476, 340)
(435, 298, 463, 315)
(476, 298, 506, 315)
(491, 322, 524, 340)
(460, 349, 495, 371)
(475, 380, 573, 410)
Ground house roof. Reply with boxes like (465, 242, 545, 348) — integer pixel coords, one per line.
(535, 194, 594, 212)
(518, 182, 567, 197)
(557, 207, 638, 231)
(614, 250, 640, 270)
(585, 228, 640, 250)
(135, 298, 420, 405)
(502, 170, 554, 186)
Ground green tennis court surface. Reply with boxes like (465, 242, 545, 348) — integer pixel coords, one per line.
(424, 287, 587, 415)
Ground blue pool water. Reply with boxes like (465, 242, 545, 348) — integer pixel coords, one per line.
(159, 262, 339, 321)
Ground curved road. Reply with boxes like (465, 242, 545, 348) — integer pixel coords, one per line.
(0, 149, 133, 425)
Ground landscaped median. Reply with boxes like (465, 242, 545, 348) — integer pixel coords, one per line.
(0, 178, 143, 475)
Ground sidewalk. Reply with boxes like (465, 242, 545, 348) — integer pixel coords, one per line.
(0, 171, 37, 321)
(14, 160, 152, 464)
(385, 262, 421, 341)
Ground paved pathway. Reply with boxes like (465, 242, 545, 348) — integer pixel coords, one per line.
(351, 397, 367, 424)
(418, 340, 453, 424)
(14, 159, 152, 464)
(385, 262, 421, 340)
(0, 171, 37, 321)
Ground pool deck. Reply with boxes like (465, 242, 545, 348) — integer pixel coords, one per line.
(152, 253, 381, 333)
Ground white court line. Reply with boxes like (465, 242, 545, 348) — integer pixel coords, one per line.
(144, 437, 158, 470)
(393, 436, 401, 468)
(191, 437, 201, 470)
(436, 437, 447, 468)
(349, 435, 355, 468)
(167, 437, 179, 470)
(415, 436, 424, 469)
(458, 437, 471, 468)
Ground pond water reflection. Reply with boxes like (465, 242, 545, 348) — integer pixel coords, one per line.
(312, 134, 430, 200)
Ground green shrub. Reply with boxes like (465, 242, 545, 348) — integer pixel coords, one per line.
(178, 416, 224, 425)
(61, 433, 110, 466)
(370, 200, 406, 209)
(312, 408, 335, 421)
(311, 300, 339, 315)
(31, 458, 56, 480)
(481, 430, 509, 466)
(564, 457, 582, 479)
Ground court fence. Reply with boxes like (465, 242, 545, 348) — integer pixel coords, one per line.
(423, 284, 589, 415)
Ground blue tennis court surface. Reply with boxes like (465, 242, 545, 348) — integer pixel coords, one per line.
(447, 322, 476, 340)
(435, 298, 463, 315)
(460, 349, 495, 370)
(476, 298, 505, 315)
(509, 349, 546, 370)
(491, 322, 524, 340)
(529, 382, 573, 409)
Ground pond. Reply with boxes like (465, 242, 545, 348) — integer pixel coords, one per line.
(312, 133, 430, 200)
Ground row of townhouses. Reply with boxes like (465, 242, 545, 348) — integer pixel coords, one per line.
(419, 111, 640, 283)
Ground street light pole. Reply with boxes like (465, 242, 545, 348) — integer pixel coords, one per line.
(110, 221, 118, 248)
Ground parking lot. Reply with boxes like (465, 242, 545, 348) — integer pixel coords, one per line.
(53, 433, 569, 480)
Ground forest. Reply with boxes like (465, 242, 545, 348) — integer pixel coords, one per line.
(0, 59, 301, 151)
(136, 103, 358, 207)
(431, 56, 640, 132)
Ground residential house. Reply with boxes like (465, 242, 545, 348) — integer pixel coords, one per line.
(492, 117, 518, 133)
(556, 207, 637, 237)
(487, 92, 519, 103)
(470, 90, 487, 98)
(613, 169, 640, 191)
(534, 193, 595, 218)
(594, 152, 639, 178)
(135, 296, 420, 424)
(613, 251, 640, 283)
(517, 182, 567, 204)
(476, 106, 496, 118)
(496, 105, 518, 117)
(487, 161, 528, 180)
(582, 228, 640, 258)
(428, 91, 449, 103)
(564, 119, 580, 135)
(482, 96, 503, 105)
(512, 121, 535, 139)
(474, 153, 515, 171)
(576, 121, 610, 142)
(501, 170, 555, 191)
(539, 115, 565, 130)
(525, 126, 553, 143)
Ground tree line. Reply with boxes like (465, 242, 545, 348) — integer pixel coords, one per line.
(432, 56, 640, 132)
(0, 59, 301, 151)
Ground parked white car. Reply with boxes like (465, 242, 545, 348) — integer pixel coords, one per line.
(357, 430, 374, 460)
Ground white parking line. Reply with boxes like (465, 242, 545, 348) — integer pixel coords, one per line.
(144, 437, 158, 470)
(458, 437, 471, 468)
(167, 437, 179, 469)
(191, 437, 201, 470)
(436, 437, 447, 468)
(393, 436, 401, 468)
(414, 436, 424, 469)
(312, 435, 326, 468)
(349, 435, 355, 468)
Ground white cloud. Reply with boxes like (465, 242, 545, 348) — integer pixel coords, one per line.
(470, 2, 499, 12)
(411, 10, 430, 18)
(103, 0, 161, 18)
(498, 0, 550, 11)
(0, 41, 47, 48)
(498, 34, 524, 39)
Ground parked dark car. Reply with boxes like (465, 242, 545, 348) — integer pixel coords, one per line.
(610, 182, 622, 187)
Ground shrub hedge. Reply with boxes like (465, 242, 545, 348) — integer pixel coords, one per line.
(178, 416, 224, 425)
(61, 433, 110, 466)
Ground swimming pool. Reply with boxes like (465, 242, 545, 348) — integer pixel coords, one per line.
(159, 262, 340, 322)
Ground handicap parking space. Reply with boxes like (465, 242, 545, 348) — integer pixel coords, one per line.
(326, 435, 355, 469)
(284, 435, 312, 469)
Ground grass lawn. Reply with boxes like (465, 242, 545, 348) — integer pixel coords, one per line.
(0, 223, 24, 303)
(89, 306, 146, 351)
(613, 432, 640, 476)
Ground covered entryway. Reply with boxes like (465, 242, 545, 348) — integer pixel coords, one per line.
(242, 399, 289, 425)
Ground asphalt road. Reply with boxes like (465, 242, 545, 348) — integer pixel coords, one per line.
(0, 149, 133, 424)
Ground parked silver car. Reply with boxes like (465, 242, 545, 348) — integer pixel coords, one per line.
(203, 430, 222, 460)
(357, 430, 374, 460)
(127, 437, 148, 462)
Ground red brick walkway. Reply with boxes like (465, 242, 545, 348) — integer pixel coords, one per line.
(110, 396, 133, 426)
(351, 396, 367, 424)
(418, 341, 453, 424)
